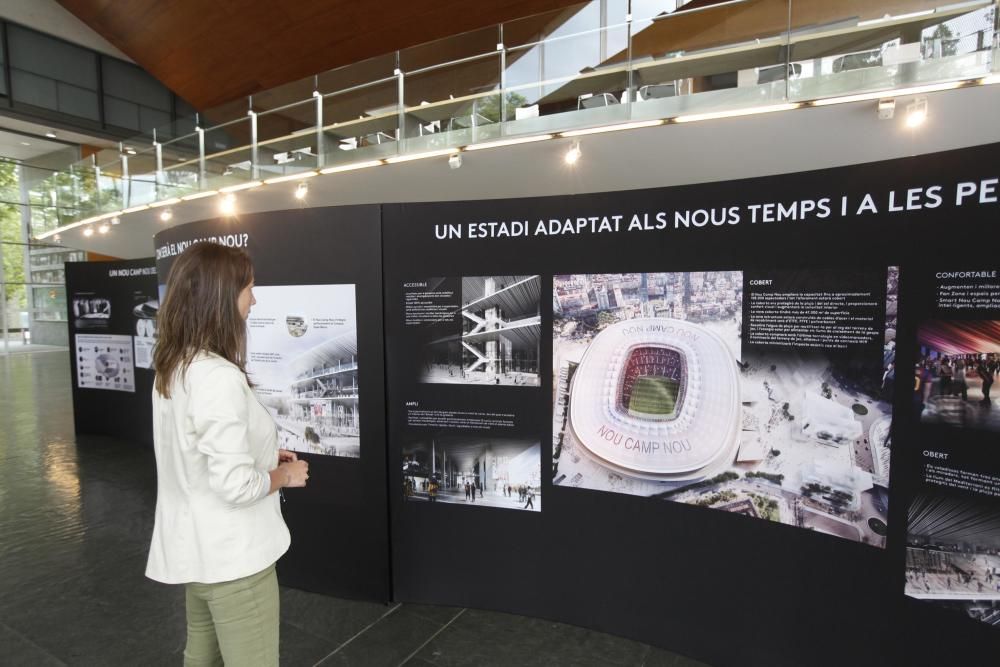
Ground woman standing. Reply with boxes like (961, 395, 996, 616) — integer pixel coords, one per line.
(146, 242, 309, 665)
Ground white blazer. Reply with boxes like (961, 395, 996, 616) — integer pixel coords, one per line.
(146, 352, 290, 584)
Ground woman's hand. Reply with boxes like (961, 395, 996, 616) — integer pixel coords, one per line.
(269, 456, 309, 493)
(279, 459, 309, 488)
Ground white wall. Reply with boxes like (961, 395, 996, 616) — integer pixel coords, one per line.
(0, 0, 131, 60)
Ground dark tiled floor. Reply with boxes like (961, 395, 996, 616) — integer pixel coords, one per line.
(0, 351, 711, 667)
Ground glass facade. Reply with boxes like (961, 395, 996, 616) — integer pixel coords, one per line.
(1, 160, 84, 353)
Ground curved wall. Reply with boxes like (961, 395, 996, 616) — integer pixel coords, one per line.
(381, 143, 1000, 667)
(144, 134, 1000, 666)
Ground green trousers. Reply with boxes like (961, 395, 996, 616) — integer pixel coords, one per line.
(184, 564, 279, 666)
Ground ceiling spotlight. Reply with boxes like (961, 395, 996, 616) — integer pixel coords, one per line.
(219, 192, 237, 216)
(564, 140, 582, 165)
(877, 98, 895, 120)
(448, 153, 462, 170)
(19, 141, 30, 146)
(53, 234, 62, 243)
(294, 181, 308, 200)
(125, 147, 137, 155)
(98, 222, 110, 234)
(83, 226, 94, 237)
(110, 216, 121, 225)
(905, 97, 927, 128)
(45, 131, 56, 138)
(159, 208, 173, 222)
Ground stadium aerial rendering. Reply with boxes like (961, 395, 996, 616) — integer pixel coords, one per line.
(620, 346, 686, 420)
(568, 318, 741, 480)
(553, 270, 895, 546)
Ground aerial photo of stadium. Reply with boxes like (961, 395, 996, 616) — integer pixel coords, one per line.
(421, 275, 541, 386)
(552, 270, 895, 546)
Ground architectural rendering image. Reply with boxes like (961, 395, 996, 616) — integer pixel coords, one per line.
(248, 284, 361, 458)
(421, 275, 541, 386)
(565, 316, 742, 481)
(72, 295, 111, 330)
(403, 435, 541, 511)
(915, 320, 1000, 432)
(553, 271, 894, 546)
(268, 330, 360, 458)
(906, 494, 1000, 627)
(736, 345, 893, 544)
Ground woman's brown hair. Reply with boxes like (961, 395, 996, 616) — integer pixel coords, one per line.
(153, 242, 254, 398)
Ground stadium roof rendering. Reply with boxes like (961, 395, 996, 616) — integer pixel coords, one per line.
(568, 318, 741, 480)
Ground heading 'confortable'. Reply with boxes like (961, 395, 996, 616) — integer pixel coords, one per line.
(936, 271, 997, 279)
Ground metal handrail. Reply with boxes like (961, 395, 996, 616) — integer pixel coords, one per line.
(33, 0, 1000, 236)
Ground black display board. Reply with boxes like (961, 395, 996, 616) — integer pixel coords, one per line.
(382, 143, 1000, 666)
(153, 206, 389, 602)
(66, 257, 158, 445)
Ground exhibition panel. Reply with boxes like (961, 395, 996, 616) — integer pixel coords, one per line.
(65, 258, 158, 444)
(383, 142, 1000, 666)
(60, 142, 1000, 664)
(152, 206, 390, 601)
(905, 266, 1000, 628)
(551, 267, 895, 545)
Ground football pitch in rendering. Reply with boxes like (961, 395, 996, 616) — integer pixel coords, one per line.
(627, 375, 681, 417)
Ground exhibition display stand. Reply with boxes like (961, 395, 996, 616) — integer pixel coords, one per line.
(64, 143, 1000, 665)
(382, 143, 1000, 665)
(154, 206, 390, 601)
(65, 258, 159, 444)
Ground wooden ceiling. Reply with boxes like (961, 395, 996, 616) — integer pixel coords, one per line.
(56, 0, 591, 110)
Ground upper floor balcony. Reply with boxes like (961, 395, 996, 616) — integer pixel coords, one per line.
(29, 0, 1000, 241)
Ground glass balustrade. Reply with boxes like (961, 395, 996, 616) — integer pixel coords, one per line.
(400, 25, 503, 150)
(787, 0, 998, 101)
(403, 54, 504, 151)
(123, 146, 159, 209)
(320, 75, 400, 168)
(256, 98, 321, 180)
(201, 116, 256, 191)
(627, 0, 793, 118)
(31, 0, 999, 236)
(158, 130, 202, 198)
(95, 151, 126, 216)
